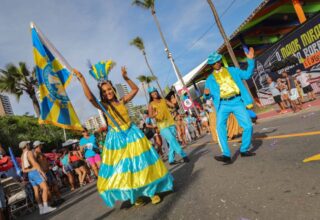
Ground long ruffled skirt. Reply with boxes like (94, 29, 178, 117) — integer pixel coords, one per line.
(97, 123, 173, 207)
(208, 112, 242, 142)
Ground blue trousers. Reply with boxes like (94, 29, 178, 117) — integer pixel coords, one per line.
(160, 125, 187, 163)
(216, 97, 253, 157)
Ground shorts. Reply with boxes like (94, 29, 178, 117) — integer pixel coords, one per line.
(86, 154, 101, 166)
(28, 169, 44, 187)
(0, 185, 6, 208)
(45, 170, 57, 187)
(62, 164, 73, 174)
(273, 95, 282, 104)
(302, 85, 313, 93)
(289, 88, 299, 101)
(70, 160, 85, 169)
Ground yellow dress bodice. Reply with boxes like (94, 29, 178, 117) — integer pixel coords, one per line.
(105, 100, 131, 130)
(150, 99, 175, 130)
(213, 67, 240, 99)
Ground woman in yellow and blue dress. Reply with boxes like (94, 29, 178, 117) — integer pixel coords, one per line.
(73, 61, 173, 207)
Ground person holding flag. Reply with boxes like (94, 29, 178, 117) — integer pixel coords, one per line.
(73, 62, 173, 207)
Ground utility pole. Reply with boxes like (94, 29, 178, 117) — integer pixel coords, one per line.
(206, 0, 254, 96)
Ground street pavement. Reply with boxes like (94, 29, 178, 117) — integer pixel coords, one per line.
(22, 106, 320, 220)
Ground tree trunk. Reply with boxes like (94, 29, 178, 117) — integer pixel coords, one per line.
(28, 92, 40, 117)
(143, 52, 164, 97)
(141, 82, 148, 104)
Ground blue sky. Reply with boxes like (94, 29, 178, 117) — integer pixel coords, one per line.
(0, 0, 262, 121)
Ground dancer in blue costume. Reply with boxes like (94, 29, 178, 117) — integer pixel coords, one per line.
(74, 62, 173, 207)
(204, 48, 256, 164)
(148, 87, 190, 165)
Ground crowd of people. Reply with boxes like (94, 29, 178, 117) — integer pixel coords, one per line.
(0, 127, 105, 217)
(1, 47, 318, 218)
(268, 69, 316, 114)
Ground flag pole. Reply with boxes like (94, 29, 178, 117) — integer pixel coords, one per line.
(30, 22, 123, 133)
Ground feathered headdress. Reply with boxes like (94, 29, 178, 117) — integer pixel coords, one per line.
(88, 60, 115, 83)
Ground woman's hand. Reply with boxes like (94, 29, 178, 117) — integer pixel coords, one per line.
(73, 69, 83, 80)
(245, 47, 255, 59)
(121, 66, 129, 80)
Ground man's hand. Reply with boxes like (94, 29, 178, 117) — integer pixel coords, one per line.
(245, 47, 255, 59)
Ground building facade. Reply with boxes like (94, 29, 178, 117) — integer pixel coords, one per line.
(0, 94, 13, 116)
(85, 113, 106, 131)
(115, 83, 135, 117)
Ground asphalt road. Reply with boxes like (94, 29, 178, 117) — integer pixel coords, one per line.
(23, 107, 320, 220)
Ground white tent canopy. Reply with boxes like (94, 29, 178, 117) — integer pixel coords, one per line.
(173, 59, 208, 91)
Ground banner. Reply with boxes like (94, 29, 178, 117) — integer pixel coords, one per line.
(249, 13, 320, 103)
(31, 23, 82, 130)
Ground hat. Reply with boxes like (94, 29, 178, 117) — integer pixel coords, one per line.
(148, 87, 157, 93)
(19, 141, 30, 149)
(207, 51, 222, 65)
(33, 140, 44, 148)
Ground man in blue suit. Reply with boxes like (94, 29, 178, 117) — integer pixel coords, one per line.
(204, 48, 256, 164)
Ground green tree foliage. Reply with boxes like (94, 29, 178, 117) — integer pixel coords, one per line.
(0, 115, 81, 155)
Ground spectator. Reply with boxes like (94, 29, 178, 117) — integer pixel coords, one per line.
(33, 141, 64, 206)
(294, 75, 304, 104)
(184, 112, 198, 140)
(199, 109, 210, 133)
(267, 77, 287, 114)
(296, 69, 316, 102)
(277, 78, 290, 108)
(69, 145, 87, 187)
(175, 114, 187, 146)
(0, 179, 7, 220)
(20, 141, 56, 215)
(143, 110, 163, 157)
(282, 72, 302, 112)
(60, 148, 75, 191)
(79, 128, 101, 178)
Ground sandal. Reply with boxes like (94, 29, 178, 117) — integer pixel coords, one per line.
(151, 195, 161, 205)
(135, 198, 144, 206)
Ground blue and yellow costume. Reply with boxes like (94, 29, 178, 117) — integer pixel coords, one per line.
(149, 92, 188, 163)
(97, 100, 173, 207)
(88, 61, 173, 207)
(204, 52, 255, 157)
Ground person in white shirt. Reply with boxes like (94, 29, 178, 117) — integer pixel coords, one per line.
(296, 69, 316, 102)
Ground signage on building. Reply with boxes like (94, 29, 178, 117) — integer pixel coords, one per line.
(249, 13, 320, 104)
(178, 88, 194, 110)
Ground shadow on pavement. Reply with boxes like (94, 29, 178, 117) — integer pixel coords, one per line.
(149, 144, 209, 219)
(93, 209, 115, 220)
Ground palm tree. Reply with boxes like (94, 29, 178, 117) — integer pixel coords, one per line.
(0, 62, 40, 117)
(132, 0, 199, 115)
(136, 75, 157, 103)
(130, 36, 164, 96)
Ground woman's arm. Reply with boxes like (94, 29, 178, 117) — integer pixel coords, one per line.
(73, 69, 101, 110)
(121, 67, 139, 104)
(166, 100, 175, 108)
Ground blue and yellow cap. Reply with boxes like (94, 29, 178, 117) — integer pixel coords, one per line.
(148, 87, 157, 93)
(207, 52, 222, 65)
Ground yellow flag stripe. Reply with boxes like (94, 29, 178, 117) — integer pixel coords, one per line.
(46, 100, 61, 122)
(33, 48, 47, 69)
(67, 102, 81, 127)
(38, 84, 50, 102)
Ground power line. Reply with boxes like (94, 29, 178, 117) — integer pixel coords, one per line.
(175, 0, 237, 60)
(163, 0, 237, 86)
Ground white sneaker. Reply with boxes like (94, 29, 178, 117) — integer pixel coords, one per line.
(39, 207, 44, 215)
(42, 206, 57, 215)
